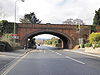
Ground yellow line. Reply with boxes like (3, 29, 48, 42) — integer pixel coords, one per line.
(0, 55, 6, 56)
(0, 55, 19, 58)
(1, 51, 30, 75)
(24, 49, 44, 53)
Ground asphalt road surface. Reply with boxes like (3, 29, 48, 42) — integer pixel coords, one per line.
(0, 49, 27, 73)
(2, 46, 100, 75)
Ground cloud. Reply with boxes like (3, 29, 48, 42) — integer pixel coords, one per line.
(1, 0, 100, 24)
(34, 34, 58, 39)
(0, 0, 15, 20)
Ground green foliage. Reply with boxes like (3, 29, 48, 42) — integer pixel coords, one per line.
(85, 32, 100, 48)
(20, 12, 41, 24)
(45, 40, 52, 45)
(19, 17, 30, 23)
(44, 37, 62, 47)
(0, 20, 14, 34)
(79, 44, 84, 48)
(84, 43, 92, 47)
(76, 24, 81, 31)
(91, 26, 97, 32)
(0, 34, 20, 49)
(88, 32, 100, 43)
(95, 41, 100, 47)
(93, 8, 100, 26)
(47, 40, 52, 45)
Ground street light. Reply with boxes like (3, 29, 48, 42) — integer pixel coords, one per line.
(14, 0, 25, 42)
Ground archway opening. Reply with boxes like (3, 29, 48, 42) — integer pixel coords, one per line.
(23, 31, 73, 49)
(34, 34, 63, 50)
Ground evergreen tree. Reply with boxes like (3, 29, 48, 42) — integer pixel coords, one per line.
(93, 8, 100, 26)
(20, 12, 41, 24)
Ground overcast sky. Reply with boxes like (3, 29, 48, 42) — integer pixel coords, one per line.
(0, 0, 100, 25)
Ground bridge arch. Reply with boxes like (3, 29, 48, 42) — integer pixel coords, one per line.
(22, 30, 74, 49)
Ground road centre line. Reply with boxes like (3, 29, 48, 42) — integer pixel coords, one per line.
(50, 50, 85, 65)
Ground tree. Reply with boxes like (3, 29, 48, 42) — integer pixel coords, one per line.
(44, 37, 62, 47)
(19, 17, 30, 23)
(63, 18, 85, 25)
(20, 12, 41, 24)
(63, 18, 74, 25)
(93, 8, 100, 26)
(73, 19, 85, 25)
(0, 20, 14, 34)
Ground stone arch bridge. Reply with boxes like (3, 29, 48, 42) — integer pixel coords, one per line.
(16, 23, 91, 49)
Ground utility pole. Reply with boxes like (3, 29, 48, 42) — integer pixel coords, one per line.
(13, 0, 25, 42)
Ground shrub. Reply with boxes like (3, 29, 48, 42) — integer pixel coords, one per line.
(84, 43, 92, 47)
(89, 32, 100, 43)
(0, 41, 13, 52)
(95, 41, 100, 47)
(0, 34, 21, 50)
(79, 44, 85, 48)
(88, 32, 100, 48)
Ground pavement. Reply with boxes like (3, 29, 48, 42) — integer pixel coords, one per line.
(64, 48, 100, 58)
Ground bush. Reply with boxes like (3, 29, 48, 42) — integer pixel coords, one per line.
(0, 34, 21, 50)
(0, 41, 13, 52)
(79, 44, 85, 48)
(89, 32, 100, 43)
(88, 32, 100, 48)
(95, 41, 100, 47)
(84, 43, 92, 47)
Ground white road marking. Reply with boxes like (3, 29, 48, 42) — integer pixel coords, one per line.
(50, 50, 62, 55)
(55, 52, 62, 55)
(65, 56, 85, 64)
(50, 50, 85, 65)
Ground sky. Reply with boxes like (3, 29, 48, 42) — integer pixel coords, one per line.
(34, 34, 58, 40)
(0, 0, 100, 39)
(0, 0, 100, 25)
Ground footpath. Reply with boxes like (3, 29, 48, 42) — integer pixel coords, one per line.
(0, 49, 31, 72)
(64, 48, 100, 58)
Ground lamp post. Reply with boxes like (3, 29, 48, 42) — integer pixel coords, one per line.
(14, 0, 25, 42)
